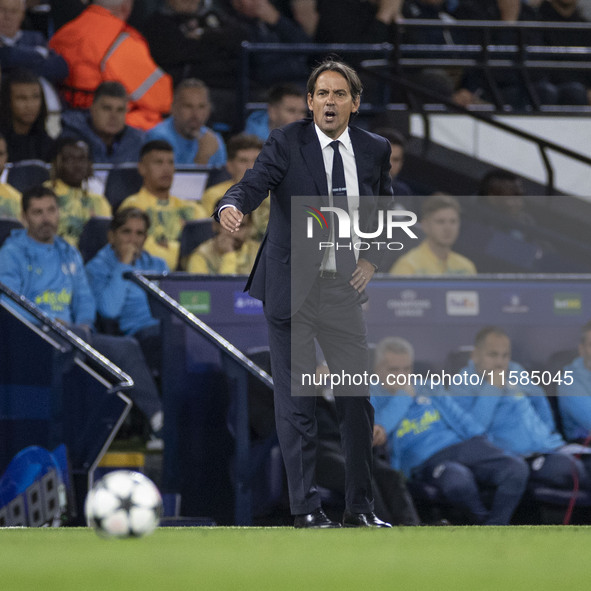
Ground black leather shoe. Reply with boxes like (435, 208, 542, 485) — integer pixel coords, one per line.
(342, 511, 392, 528)
(294, 507, 342, 529)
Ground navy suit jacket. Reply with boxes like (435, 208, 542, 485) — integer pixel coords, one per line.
(219, 119, 393, 319)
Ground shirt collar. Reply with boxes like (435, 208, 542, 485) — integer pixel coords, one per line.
(314, 124, 352, 153)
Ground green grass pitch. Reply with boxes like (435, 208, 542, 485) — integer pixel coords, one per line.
(1, 526, 588, 590)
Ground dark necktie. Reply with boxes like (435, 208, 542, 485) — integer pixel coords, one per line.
(330, 140, 356, 275)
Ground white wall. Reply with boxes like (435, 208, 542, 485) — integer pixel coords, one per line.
(410, 114, 591, 198)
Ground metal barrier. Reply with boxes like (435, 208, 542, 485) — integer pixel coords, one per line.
(0, 281, 134, 523)
(124, 271, 273, 526)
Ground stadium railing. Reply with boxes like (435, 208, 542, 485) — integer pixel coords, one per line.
(0, 280, 134, 524)
(124, 271, 274, 526)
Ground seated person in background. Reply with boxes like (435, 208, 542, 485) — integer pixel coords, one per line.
(0, 186, 163, 441)
(200, 134, 268, 239)
(451, 0, 541, 109)
(49, 0, 173, 131)
(557, 320, 591, 442)
(118, 140, 207, 269)
(243, 82, 308, 142)
(0, 68, 55, 162)
(184, 207, 259, 274)
(0, 132, 21, 217)
(85, 207, 168, 375)
(390, 194, 476, 275)
(314, 0, 399, 44)
(370, 336, 528, 525)
(0, 0, 68, 83)
(537, 0, 591, 106)
(478, 169, 536, 225)
(224, 0, 311, 87)
(450, 326, 591, 491)
(145, 78, 227, 167)
(60, 81, 145, 165)
(476, 168, 543, 245)
(315, 362, 421, 526)
(140, 0, 247, 96)
(372, 127, 414, 211)
(45, 137, 111, 246)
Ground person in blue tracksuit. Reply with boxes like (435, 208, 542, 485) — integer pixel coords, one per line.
(0, 186, 163, 437)
(557, 320, 591, 442)
(370, 336, 528, 525)
(85, 207, 168, 373)
(450, 326, 591, 491)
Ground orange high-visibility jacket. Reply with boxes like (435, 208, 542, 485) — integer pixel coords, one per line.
(49, 5, 172, 130)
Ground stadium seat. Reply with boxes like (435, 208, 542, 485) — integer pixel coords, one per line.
(0, 217, 23, 248)
(179, 218, 215, 268)
(6, 161, 50, 193)
(204, 166, 231, 189)
(78, 216, 112, 263)
(104, 164, 143, 211)
(444, 346, 474, 374)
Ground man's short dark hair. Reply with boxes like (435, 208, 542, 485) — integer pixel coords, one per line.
(110, 207, 151, 232)
(421, 194, 461, 220)
(140, 140, 174, 159)
(93, 81, 128, 103)
(307, 59, 363, 102)
(373, 128, 407, 150)
(474, 326, 509, 349)
(174, 78, 208, 100)
(267, 83, 305, 105)
(478, 169, 523, 196)
(21, 186, 58, 213)
(227, 134, 263, 161)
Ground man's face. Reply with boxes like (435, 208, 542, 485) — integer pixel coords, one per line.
(139, 149, 175, 193)
(487, 194, 525, 218)
(23, 195, 59, 244)
(389, 144, 404, 178)
(226, 147, 260, 183)
(109, 216, 148, 259)
(58, 143, 91, 187)
(168, 0, 201, 12)
(472, 333, 511, 385)
(268, 94, 308, 130)
(0, 138, 8, 174)
(0, 0, 25, 38)
(579, 331, 591, 369)
(90, 96, 128, 137)
(374, 350, 413, 394)
(423, 206, 460, 249)
(172, 87, 211, 138)
(10, 82, 42, 127)
(307, 71, 359, 139)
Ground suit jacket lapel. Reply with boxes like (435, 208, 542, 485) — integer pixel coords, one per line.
(299, 123, 329, 202)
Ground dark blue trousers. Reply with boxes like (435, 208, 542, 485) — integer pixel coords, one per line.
(412, 436, 529, 525)
(266, 276, 374, 515)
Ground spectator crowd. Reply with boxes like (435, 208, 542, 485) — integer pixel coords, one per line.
(1, 0, 591, 525)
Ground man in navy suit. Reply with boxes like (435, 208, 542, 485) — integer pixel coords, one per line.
(218, 60, 394, 528)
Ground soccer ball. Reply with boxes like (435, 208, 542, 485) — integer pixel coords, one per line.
(85, 470, 162, 538)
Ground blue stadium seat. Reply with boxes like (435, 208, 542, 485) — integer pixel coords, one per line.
(78, 216, 112, 263)
(6, 161, 50, 193)
(104, 164, 143, 211)
(179, 218, 215, 267)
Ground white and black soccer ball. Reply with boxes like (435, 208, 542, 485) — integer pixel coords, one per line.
(85, 470, 162, 538)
